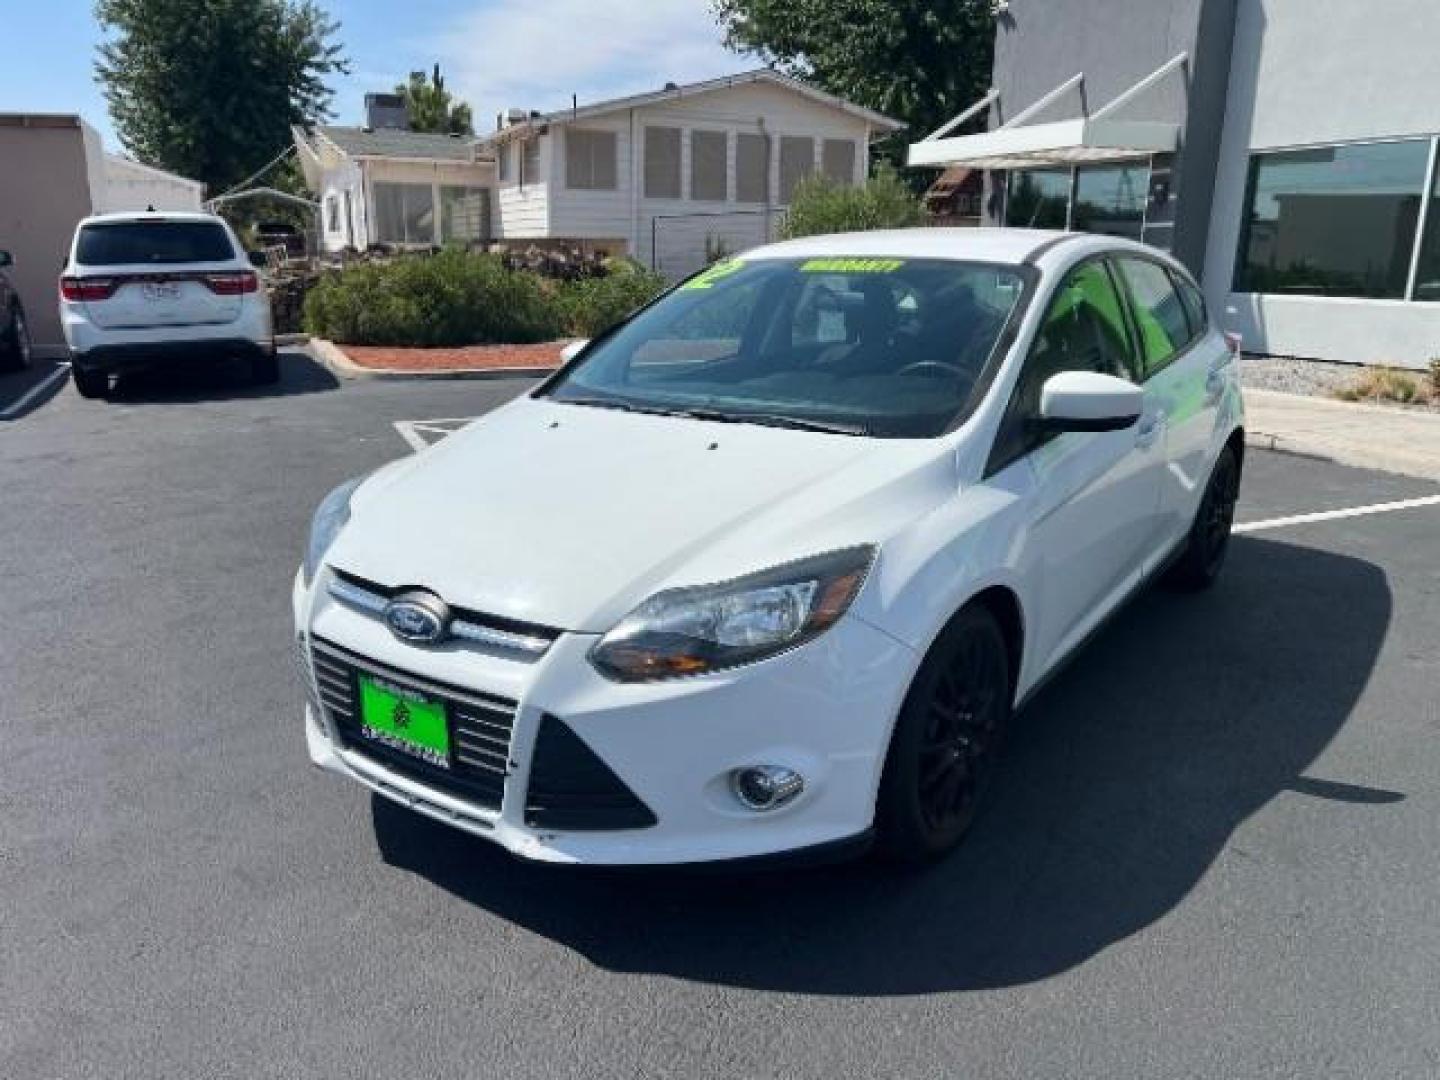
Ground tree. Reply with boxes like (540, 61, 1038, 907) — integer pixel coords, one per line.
(713, 0, 995, 165)
(95, 0, 348, 194)
(395, 64, 474, 137)
(780, 165, 925, 239)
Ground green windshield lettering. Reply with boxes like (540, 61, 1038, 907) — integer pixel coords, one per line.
(799, 258, 905, 274)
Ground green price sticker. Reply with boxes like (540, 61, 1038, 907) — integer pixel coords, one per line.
(681, 259, 746, 290)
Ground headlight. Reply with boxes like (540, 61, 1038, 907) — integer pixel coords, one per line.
(303, 477, 365, 585)
(590, 546, 876, 682)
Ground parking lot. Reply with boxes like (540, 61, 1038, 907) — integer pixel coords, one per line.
(3, 352, 1439, 1079)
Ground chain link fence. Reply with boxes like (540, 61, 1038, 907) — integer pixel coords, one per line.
(649, 209, 788, 282)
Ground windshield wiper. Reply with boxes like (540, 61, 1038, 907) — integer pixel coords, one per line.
(675, 408, 869, 437)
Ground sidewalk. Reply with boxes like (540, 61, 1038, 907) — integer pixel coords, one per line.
(1245, 388, 1440, 482)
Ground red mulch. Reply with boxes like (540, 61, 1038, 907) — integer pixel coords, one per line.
(340, 341, 571, 372)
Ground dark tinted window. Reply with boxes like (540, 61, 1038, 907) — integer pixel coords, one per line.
(1234, 140, 1429, 299)
(991, 261, 1135, 469)
(1006, 170, 1069, 229)
(1175, 274, 1208, 337)
(77, 221, 234, 265)
(1073, 164, 1148, 240)
(1115, 257, 1189, 378)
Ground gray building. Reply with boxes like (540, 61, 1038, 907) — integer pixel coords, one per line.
(910, 0, 1440, 369)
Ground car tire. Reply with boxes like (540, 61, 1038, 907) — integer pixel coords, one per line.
(251, 350, 280, 385)
(72, 367, 109, 399)
(1, 306, 31, 372)
(1167, 445, 1241, 592)
(875, 605, 1013, 864)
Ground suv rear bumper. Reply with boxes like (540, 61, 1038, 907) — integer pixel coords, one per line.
(71, 337, 275, 372)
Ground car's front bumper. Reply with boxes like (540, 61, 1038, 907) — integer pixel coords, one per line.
(294, 568, 918, 865)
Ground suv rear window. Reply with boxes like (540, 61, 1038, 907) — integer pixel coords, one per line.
(76, 221, 234, 266)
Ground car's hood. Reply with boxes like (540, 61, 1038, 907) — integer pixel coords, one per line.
(328, 396, 955, 632)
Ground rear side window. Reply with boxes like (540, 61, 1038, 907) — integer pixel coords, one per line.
(1175, 274, 1208, 337)
(1114, 256, 1189, 379)
(76, 222, 234, 266)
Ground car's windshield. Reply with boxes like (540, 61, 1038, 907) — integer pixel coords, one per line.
(76, 221, 234, 266)
(543, 256, 1030, 438)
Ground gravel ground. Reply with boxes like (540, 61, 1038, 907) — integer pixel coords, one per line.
(1239, 354, 1440, 412)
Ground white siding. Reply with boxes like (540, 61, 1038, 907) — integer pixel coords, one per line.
(540, 80, 876, 277)
(494, 134, 552, 240)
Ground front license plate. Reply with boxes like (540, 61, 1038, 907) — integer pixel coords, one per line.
(357, 674, 450, 769)
(142, 282, 181, 302)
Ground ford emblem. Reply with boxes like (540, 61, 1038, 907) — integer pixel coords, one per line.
(383, 591, 450, 645)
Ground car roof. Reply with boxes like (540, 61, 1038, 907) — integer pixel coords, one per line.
(77, 211, 226, 227)
(742, 227, 1168, 272)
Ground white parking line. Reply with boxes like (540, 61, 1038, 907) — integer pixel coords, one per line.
(1236, 494, 1440, 534)
(0, 364, 71, 421)
(393, 418, 474, 452)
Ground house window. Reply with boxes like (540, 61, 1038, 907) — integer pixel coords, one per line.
(1005, 170, 1070, 229)
(778, 136, 815, 204)
(521, 137, 542, 188)
(566, 128, 617, 190)
(497, 143, 513, 185)
(441, 186, 488, 243)
(822, 139, 856, 186)
(691, 130, 728, 202)
(736, 132, 768, 204)
(325, 196, 340, 233)
(1073, 164, 1148, 240)
(372, 182, 435, 245)
(1236, 139, 1432, 299)
(645, 126, 682, 199)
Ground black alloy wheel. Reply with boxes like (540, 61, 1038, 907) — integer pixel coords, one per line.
(1169, 446, 1241, 590)
(877, 605, 1012, 863)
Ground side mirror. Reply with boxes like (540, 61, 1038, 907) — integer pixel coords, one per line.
(1036, 371, 1143, 433)
(560, 339, 590, 363)
(0, 250, 12, 268)
(247, 250, 268, 269)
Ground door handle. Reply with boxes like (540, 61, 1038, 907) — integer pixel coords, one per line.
(1135, 415, 1162, 449)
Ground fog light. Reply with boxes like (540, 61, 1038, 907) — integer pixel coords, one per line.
(731, 766, 804, 811)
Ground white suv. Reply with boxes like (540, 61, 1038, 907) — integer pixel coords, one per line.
(294, 229, 1244, 868)
(60, 211, 276, 398)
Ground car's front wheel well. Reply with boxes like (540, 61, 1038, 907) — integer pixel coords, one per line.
(1225, 427, 1246, 474)
(963, 586, 1024, 704)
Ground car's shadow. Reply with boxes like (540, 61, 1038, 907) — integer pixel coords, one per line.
(105, 348, 338, 403)
(372, 535, 1394, 995)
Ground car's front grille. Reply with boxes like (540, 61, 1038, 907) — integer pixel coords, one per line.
(308, 636, 517, 811)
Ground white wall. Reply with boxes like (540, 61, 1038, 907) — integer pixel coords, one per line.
(1205, 0, 1440, 367)
(99, 154, 205, 213)
(494, 135, 553, 240)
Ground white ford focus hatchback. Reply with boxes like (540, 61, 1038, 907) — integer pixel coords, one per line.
(293, 229, 1244, 866)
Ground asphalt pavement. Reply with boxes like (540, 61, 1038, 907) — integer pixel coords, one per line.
(2, 352, 1438, 1079)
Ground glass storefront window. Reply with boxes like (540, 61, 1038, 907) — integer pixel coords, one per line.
(1412, 155, 1440, 302)
(1235, 139, 1431, 299)
(1005, 170, 1069, 229)
(1073, 164, 1149, 240)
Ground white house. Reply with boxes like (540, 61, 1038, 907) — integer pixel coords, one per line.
(294, 74, 903, 278)
(479, 70, 904, 277)
(293, 94, 496, 253)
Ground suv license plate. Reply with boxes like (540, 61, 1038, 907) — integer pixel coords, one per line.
(142, 282, 181, 302)
(357, 674, 451, 769)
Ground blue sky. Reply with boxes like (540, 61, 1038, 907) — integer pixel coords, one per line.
(2, 0, 744, 154)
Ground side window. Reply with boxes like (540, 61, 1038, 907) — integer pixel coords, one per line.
(1174, 273, 1208, 339)
(991, 261, 1136, 469)
(1115, 257, 1189, 379)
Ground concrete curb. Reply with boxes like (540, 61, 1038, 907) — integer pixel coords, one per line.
(308, 338, 555, 382)
(1242, 388, 1440, 482)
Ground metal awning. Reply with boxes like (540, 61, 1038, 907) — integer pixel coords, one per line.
(908, 117, 1178, 169)
(908, 54, 1186, 171)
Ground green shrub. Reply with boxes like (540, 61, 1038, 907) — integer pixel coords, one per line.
(780, 164, 926, 240)
(553, 264, 666, 338)
(303, 249, 559, 346)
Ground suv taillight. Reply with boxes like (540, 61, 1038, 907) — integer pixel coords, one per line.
(203, 271, 259, 296)
(60, 277, 117, 302)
